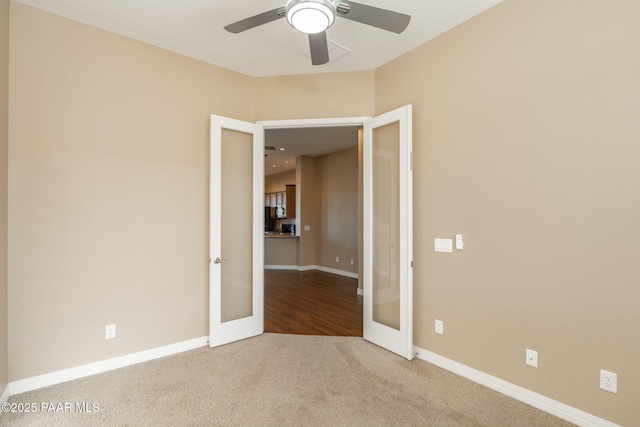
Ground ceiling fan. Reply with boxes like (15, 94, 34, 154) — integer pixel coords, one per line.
(224, 0, 410, 65)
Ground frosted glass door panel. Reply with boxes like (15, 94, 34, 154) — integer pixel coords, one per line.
(221, 128, 253, 322)
(372, 121, 400, 330)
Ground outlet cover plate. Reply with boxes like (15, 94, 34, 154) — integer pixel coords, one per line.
(435, 319, 444, 335)
(105, 324, 116, 340)
(600, 369, 617, 393)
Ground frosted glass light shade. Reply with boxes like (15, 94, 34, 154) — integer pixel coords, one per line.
(286, 0, 335, 34)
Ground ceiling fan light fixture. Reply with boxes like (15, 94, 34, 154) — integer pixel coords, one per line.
(286, 0, 336, 34)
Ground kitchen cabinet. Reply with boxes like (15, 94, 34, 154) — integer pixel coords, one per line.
(265, 192, 283, 207)
(264, 185, 296, 218)
(285, 185, 296, 219)
(266, 193, 277, 207)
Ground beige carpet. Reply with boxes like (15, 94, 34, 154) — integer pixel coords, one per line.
(2, 334, 575, 426)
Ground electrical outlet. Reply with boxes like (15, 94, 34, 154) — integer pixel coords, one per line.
(435, 319, 444, 335)
(526, 349, 538, 367)
(350, 259, 354, 265)
(336, 256, 339, 263)
(105, 324, 116, 340)
(600, 370, 617, 393)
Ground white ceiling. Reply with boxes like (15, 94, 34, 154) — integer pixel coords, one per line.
(16, 0, 503, 78)
(265, 126, 359, 176)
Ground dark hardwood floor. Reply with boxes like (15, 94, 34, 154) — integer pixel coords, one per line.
(264, 270, 363, 337)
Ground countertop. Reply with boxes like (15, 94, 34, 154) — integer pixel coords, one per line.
(264, 232, 299, 238)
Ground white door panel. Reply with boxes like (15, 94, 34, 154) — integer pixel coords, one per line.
(210, 115, 264, 347)
(363, 105, 413, 360)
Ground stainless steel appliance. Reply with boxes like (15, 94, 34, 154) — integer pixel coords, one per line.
(281, 224, 295, 234)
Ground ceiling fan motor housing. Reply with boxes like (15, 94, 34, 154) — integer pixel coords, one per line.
(286, 0, 337, 34)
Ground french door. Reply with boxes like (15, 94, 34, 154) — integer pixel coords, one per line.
(209, 109, 413, 360)
(209, 115, 264, 347)
(363, 105, 414, 360)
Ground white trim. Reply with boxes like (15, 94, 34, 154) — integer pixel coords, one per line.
(264, 264, 358, 279)
(314, 265, 358, 279)
(413, 346, 621, 427)
(9, 336, 208, 396)
(257, 116, 370, 129)
(264, 264, 301, 271)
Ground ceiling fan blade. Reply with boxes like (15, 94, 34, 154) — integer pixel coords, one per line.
(337, 1, 410, 34)
(224, 7, 285, 34)
(308, 32, 330, 65)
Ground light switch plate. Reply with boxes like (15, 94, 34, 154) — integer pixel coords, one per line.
(435, 238, 453, 253)
(526, 349, 538, 367)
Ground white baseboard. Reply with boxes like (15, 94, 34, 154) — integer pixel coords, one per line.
(264, 264, 359, 279)
(264, 264, 300, 271)
(313, 265, 358, 279)
(413, 346, 620, 427)
(9, 336, 209, 396)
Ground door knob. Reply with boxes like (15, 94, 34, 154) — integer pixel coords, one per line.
(212, 257, 228, 264)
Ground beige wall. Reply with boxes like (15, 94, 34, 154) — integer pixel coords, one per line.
(297, 156, 317, 267)
(255, 72, 374, 121)
(8, 3, 254, 381)
(376, 0, 640, 424)
(0, 0, 9, 396)
(314, 147, 358, 274)
(264, 169, 295, 194)
(264, 238, 298, 266)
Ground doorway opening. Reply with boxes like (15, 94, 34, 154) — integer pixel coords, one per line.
(260, 118, 368, 337)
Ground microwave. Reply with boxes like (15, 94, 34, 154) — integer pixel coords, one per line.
(281, 224, 295, 234)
